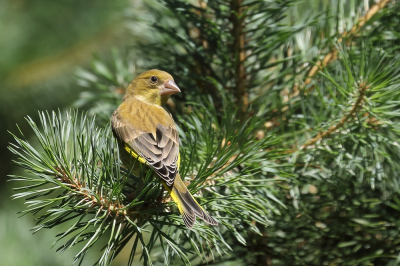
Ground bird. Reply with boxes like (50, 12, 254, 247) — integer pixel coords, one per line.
(111, 69, 217, 228)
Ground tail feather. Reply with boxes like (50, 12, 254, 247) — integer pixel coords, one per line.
(169, 174, 217, 228)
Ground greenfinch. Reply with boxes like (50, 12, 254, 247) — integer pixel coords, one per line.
(111, 69, 217, 228)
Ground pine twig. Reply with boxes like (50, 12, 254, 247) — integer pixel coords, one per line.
(291, 0, 390, 97)
(294, 82, 369, 152)
(54, 166, 129, 217)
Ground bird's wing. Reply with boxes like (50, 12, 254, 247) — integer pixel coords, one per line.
(111, 103, 180, 187)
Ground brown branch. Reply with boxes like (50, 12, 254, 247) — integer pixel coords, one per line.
(290, 0, 390, 97)
(55, 167, 130, 217)
(291, 82, 369, 153)
(230, 0, 248, 117)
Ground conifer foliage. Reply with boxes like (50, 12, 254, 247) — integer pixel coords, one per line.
(9, 0, 400, 265)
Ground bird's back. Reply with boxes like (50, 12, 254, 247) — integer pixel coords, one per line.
(112, 97, 175, 138)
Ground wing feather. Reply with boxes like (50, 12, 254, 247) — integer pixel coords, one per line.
(112, 104, 180, 187)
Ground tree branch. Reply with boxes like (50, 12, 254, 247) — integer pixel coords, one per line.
(230, 0, 248, 117)
(295, 82, 369, 152)
(55, 166, 129, 217)
(292, 0, 390, 97)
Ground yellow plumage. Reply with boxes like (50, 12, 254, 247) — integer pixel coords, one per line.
(111, 69, 217, 228)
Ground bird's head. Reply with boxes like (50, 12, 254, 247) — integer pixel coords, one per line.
(125, 69, 180, 106)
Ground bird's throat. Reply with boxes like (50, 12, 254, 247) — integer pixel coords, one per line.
(131, 94, 162, 106)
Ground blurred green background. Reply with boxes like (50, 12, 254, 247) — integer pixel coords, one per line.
(0, 0, 144, 265)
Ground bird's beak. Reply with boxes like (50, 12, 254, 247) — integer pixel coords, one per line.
(161, 79, 181, 95)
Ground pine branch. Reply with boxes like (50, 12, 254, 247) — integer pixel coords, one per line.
(296, 81, 369, 152)
(9, 101, 286, 265)
(54, 166, 129, 217)
(292, 0, 391, 97)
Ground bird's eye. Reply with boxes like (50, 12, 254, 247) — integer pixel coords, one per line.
(150, 76, 158, 83)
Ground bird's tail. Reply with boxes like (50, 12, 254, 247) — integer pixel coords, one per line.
(164, 173, 217, 228)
